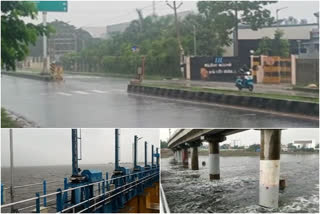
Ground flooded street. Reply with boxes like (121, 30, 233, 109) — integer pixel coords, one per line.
(2, 75, 318, 128)
(161, 154, 319, 213)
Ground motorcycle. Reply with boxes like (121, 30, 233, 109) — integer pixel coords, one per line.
(235, 70, 254, 91)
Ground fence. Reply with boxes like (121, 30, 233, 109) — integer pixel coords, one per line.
(250, 55, 296, 84)
(296, 58, 319, 85)
(186, 56, 240, 82)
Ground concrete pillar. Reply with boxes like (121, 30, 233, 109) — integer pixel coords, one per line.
(208, 142, 220, 180)
(191, 146, 199, 170)
(208, 136, 225, 180)
(176, 150, 181, 163)
(182, 147, 188, 167)
(179, 150, 183, 163)
(259, 129, 281, 208)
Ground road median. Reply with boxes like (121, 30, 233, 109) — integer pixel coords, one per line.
(2, 71, 53, 81)
(127, 83, 319, 118)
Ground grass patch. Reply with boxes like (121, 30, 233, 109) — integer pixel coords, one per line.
(1, 108, 20, 128)
(141, 83, 319, 103)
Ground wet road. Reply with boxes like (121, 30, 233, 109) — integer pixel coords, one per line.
(1, 74, 318, 128)
(161, 154, 319, 213)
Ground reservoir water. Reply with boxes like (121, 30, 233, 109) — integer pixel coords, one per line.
(161, 154, 319, 213)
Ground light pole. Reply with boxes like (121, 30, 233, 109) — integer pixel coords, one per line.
(297, 40, 301, 55)
(276, 7, 288, 29)
(193, 25, 197, 56)
(42, 11, 49, 75)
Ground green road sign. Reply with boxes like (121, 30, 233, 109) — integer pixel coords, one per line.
(35, 1, 68, 12)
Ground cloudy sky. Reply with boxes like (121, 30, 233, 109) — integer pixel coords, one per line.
(160, 128, 319, 146)
(26, 0, 319, 28)
(1, 128, 159, 167)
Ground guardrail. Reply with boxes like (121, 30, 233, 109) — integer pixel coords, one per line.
(160, 183, 170, 213)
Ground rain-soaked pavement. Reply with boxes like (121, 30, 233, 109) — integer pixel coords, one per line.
(161, 154, 319, 213)
(1, 74, 318, 128)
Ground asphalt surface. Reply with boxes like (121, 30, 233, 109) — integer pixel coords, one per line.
(1, 74, 318, 128)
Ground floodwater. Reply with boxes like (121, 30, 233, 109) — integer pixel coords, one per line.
(2, 75, 318, 128)
(1, 163, 138, 213)
(161, 154, 319, 213)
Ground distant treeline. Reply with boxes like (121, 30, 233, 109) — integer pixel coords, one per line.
(58, 1, 277, 77)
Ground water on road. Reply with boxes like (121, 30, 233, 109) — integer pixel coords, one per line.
(161, 154, 319, 213)
(1, 74, 318, 127)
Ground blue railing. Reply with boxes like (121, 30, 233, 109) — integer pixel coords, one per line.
(1, 167, 159, 213)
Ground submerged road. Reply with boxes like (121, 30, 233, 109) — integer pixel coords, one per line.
(1, 74, 318, 128)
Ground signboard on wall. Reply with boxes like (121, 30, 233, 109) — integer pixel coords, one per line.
(190, 56, 240, 82)
(35, 1, 68, 12)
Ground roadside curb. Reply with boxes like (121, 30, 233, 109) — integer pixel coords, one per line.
(292, 87, 319, 94)
(127, 84, 319, 117)
(2, 71, 53, 81)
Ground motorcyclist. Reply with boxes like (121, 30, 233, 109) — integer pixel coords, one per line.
(235, 64, 254, 91)
(238, 64, 249, 81)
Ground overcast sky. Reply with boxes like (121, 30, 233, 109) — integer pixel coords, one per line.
(1, 128, 159, 167)
(25, 0, 319, 28)
(160, 128, 319, 146)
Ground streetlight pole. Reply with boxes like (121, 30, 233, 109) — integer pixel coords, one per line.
(276, 7, 288, 29)
(9, 129, 15, 213)
(42, 12, 49, 75)
(193, 25, 197, 56)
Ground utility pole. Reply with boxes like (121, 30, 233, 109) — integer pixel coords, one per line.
(42, 12, 49, 74)
(9, 129, 15, 213)
(152, 0, 156, 16)
(233, 3, 239, 57)
(166, 1, 185, 77)
(193, 25, 197, 56)
(276, 7, 288, 29)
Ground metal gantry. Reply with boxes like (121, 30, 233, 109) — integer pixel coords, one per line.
(0, 129, 160, 213)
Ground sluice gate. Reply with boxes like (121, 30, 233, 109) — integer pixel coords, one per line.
(1, 129, 160, 213)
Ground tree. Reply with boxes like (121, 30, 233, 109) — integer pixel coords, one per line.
(247, 144, 260, 152)
(220, 144, 230, 150)
(29, 20, 93, 57)
(197, 1, 276, 56)
(161, 140, 168, 148)
(256, 29, 290, 57)
(287, 143, 296, 149)
(181, 13, 227, 56)
(284, 16, 298, 25)
(1, 1, 51, 70)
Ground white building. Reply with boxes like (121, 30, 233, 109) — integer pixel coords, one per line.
(293, 139, 317, 149)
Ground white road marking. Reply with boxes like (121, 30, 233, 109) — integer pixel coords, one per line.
(56, 92, 72, 96)
(91, 89, 107, 94)
(111, 89, 126, 93)
(72, 90, 90, 95)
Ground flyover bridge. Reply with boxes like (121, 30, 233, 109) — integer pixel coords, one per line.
(167, 129, 282, 209)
